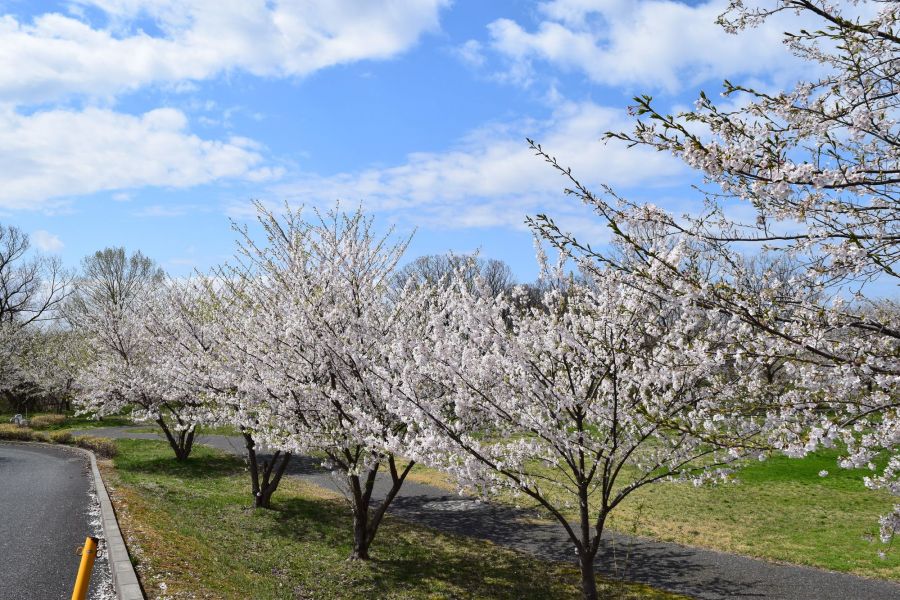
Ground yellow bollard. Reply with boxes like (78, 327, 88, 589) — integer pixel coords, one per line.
(71, 536, 99, 600)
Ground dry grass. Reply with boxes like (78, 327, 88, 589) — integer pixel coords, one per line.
(0, 423, 34, 440)
(28, 414, 67, 429)
(0, 424, 117, 458)
(74, 435, 118, 458)
(49, 430, 74, 444)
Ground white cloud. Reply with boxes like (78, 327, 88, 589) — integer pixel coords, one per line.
(0, 0, 449, 104)
(252, 101, 687, 235)
(455, 39, 486, 68)
(31, 229, 64, 252)
(132, 204, 198, 218)
(484, 0, 806, 92)
(0, 106, 276, 210)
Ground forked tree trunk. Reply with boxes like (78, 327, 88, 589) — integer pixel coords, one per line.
(243, 431, 292, 509)
(157, 418, 195, 461)
(346, 455, 414, 560)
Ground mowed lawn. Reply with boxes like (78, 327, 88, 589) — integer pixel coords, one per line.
(19, 411, 897, 581)
(405, 450, 900, 581)
(0, 411, 133, 431)
(101, 439, 685, 600)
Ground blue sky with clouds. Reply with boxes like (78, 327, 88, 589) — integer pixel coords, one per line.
(1, 0, 810, 282)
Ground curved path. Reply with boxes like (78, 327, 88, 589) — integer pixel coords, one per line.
(76, 426, 900, 600)
(0, 443, 112, 600)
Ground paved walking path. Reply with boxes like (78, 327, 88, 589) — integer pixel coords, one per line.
(75, 426, 900, 600)
(0, 442, 113, 600)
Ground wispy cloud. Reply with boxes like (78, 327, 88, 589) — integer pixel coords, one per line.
(0, 1, 450, 104)
(477, 0, 809, 92)
(133, 204, 202, 218)
(0, 107, 278, 211)
(31, 229, 63, 252)
(236, 100, 687, 237)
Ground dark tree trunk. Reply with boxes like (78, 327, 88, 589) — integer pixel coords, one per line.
(157, 418, 195, 461)
(345, 455, 414, 561)
(579, 551, 599, 600)
(576, 476, 600, 600)
(242, 431, 291, 509)
(350, 489, 371, 560)
(347, 470, 374, 560)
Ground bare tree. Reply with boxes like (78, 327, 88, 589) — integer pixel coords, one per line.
(0, 224, 71, 326)
(65, 247, 164, 324)
(393, 253, 515, 297)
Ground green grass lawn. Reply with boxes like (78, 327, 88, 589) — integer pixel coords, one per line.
(50, 414, 134, 431)
(0, 411, 133, 431)
(98, 420, 900, 581)
(126, 423, 241, 436)
(404, 451, 900, 581)
(103, 439, 685, 600)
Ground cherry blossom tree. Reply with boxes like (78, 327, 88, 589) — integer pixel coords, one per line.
(69, 248, 200, 460)
(16, 327, 89, 413)
(0, 223, 72, 413)
(0, 325, 85, 415)
(528, 0, 900, 544)
(393, 250, 768, 600)
(216, 202, 418, 557)
(146, 275, 294, 508)
(0, 323, 36, 414)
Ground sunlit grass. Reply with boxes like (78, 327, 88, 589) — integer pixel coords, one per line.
(403, 450, 899, 580)
(103, 439, 686, 599)
(1, 411, 133, 431)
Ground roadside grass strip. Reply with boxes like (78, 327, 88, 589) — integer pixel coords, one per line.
(101, 439, 685, 600)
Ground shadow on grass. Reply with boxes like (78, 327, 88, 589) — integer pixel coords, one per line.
(384, 493, 765, 599)
(48, 415, 134, 431)
(115, 439, 245, 480)
(263, 495, 588, 600)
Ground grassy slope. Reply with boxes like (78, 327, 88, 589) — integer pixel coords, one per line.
(102, 439, 685, 600)
(404, 450, 900, 580)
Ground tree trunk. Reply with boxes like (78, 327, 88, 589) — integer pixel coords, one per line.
(579, 551, 599, 600)
(347, 471, 373, 560)
(157, 418, 195, 461)
(351, 498, 371, 560)
(345, 456, 414, 561)
(573, 452, 602, 600)
(255, 487, 274, 509)
(243, 431, 291, 509)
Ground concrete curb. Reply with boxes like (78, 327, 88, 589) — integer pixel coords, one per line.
(77, 447, 145, 600)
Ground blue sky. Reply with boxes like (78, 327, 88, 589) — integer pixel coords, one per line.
(1, 0, 811, 282)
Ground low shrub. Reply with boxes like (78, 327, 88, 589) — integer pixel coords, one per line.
(49, 430, 74, 444)
(0, 426, 117, 458)
(74, 435, 118, 459)
(0, 424, 34, 441)
(28, 414, 67, 430)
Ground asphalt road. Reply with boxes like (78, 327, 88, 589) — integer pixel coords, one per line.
(78, 426, 900, 600)
(0, 443, 111, 600)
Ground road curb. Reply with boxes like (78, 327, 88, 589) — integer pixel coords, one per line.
(76, 447, 145, 600)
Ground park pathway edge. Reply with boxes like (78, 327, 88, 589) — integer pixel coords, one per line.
(78, 447, 145, 600)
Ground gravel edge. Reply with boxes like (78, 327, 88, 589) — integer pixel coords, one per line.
(77, 447, 145, 600)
